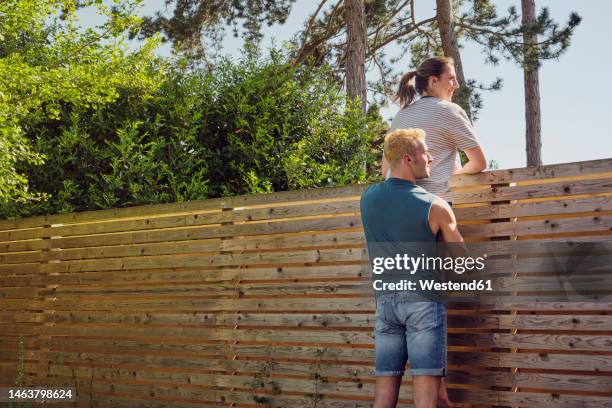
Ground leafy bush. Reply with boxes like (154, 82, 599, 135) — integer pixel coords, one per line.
(0, 0, 162, 216)
(2, 42, 384, 217)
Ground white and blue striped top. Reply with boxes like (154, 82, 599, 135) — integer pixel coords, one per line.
(389, 96, 480, 200)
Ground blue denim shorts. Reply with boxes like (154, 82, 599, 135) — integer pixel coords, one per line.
(374, 292, 447, 377)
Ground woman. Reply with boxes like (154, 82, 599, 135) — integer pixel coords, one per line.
(382, 56, 487, 202)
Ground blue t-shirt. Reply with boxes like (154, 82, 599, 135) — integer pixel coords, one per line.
(360, 178, 441, 300)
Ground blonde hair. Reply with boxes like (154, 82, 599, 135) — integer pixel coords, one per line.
(383, 128, 426, 168)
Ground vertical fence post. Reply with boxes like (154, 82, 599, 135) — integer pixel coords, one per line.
(36, 223, 53, 385)
(219, 206, 240, 405)
(490, 181, 520, 404)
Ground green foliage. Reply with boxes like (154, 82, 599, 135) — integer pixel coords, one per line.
(198, 49, 381, 197)
(0, 0, 161, 211)
(2, 41, 382, 217)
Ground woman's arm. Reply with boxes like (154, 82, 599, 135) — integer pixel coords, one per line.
(455, 146, 487, 174)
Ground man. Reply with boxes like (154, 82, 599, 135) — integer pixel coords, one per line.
(360, 128, 463, 408)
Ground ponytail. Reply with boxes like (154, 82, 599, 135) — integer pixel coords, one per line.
(394, 71, 418, 109)
(394, 56, 455, 109)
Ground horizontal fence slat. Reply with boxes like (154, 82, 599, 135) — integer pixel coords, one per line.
(450, 157, 612, 188)
(460, 214, 612, 237)
(452, 177, 612, 204)
(50, 215, 362, 250)
(0, 184, 368, 231)
(454, 195, 612, 221)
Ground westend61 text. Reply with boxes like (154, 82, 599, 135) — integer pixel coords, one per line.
(373, 279, 493, 292)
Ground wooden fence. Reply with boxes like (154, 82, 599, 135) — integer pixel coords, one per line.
(0, 158, 611, 407)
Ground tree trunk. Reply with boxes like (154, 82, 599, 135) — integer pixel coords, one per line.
(522, 0, 542, 166)
(345, 0, 367, 113)
(436, 0, 470, 118)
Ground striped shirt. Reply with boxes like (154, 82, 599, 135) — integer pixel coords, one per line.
(389, 96, 480, 200)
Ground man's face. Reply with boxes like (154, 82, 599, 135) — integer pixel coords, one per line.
(405, 140, 433, 179)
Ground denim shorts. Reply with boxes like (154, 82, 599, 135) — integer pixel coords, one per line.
(374, 292, 447, 377)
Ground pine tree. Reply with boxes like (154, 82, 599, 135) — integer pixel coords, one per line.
(522, 0, 541, 166)
(345, 0, 367, 113)
(436, 0, 471, 116)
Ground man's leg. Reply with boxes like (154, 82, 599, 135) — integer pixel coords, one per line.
(374, 376, 402, 408)
(438, 378, 453, 407)
(373, 294, 407, 407)
(412, 376, 440, 408)
(404, 302, 450, 407)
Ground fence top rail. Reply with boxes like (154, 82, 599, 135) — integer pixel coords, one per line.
(450, 157, 612, 188)
(0, 158, 610, 231)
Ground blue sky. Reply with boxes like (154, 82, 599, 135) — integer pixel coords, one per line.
(82, 0, 612, 170)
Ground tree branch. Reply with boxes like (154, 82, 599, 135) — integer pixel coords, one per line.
(294, 0, 330, 63)
(367, 16, 436, 57)
(292, 0, 344, 66)
(410, 0, 437, 50)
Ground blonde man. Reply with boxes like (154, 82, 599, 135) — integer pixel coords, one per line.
(361, 129, 462, 408)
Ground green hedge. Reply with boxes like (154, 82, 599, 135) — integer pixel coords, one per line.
(3, 50, 384, 218)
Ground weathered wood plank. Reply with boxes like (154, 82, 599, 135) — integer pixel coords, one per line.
(38, 280, 367, 298)
(27, 295, 612, 312)
(0, 264, 365, 287)
(0, 184, 368, 231)
(0, 227, 44, 242)
(0, 239, 46, 254)
(27, 349, 612, 393)
(48, 200, 361, 238)
(39, 364, 612, 407)
(35, 338, 612, 371)
(0, 286, 40, 299)
(460, 214, 612, 237)
(46, 231, 364, 261)
(454, 195, 612, 221)
(42, 310, 612, 331)
(39, 247, 367, 273)
(447, 332, 612, 352)
(0, 262, 41, 275)
(452, 177, 612, 204)
(9, 322, 612, 352)
(450, 157, 612, 188)
(50, 215, 362, 249)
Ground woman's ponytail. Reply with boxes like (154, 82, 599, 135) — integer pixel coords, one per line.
(394, 71, 418, 109)
(394, 56, 455, 109)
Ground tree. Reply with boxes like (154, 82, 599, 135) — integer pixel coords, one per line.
(457, 0, 580, 120)
(436, 0, 471, 116)
(345, 0, 367, 113)
(522, 0, 541, 166)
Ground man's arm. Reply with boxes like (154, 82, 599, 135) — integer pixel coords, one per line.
(429, 198, 464, 243)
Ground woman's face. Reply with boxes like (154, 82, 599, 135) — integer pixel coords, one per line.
(427, 65, 459, 101)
